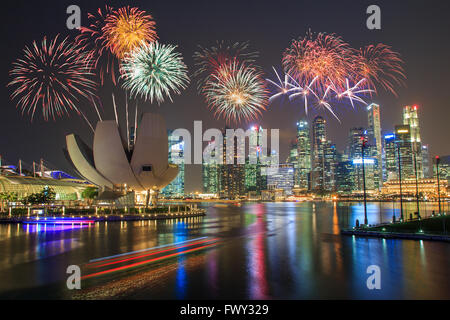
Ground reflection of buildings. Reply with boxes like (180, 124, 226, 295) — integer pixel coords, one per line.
(381, 178, 447, 198)
(161, 130, 185, 198)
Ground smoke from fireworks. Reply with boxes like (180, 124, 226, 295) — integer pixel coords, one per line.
(8, 35, 97, 121)
(120, 41, 190, 104)
(104, 6, 158, 59)
(203, 60, 268, 123)
(76, 5, 118, 85)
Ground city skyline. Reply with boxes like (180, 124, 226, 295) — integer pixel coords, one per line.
(1, 1, 450, 194)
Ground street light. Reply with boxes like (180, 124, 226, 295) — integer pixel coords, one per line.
(436, 156, 442, 214)
(413, 152, 420, 218)
(397, 145, 404, 221)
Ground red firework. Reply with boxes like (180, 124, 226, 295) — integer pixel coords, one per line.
(354, 44, 406, 95)
(282, 32, 354, 93)
(8, 35, 97, 121)
(76, 5, 118, 85)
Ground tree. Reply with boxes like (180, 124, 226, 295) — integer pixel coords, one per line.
(23, 187, 56, 206)
(82, 187, 98, 205)
(0, 192, 19, 212)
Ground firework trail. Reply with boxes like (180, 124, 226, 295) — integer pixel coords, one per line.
(204, 60, 268, 123)
(104, 6, 158, 59)
(76, 5, 118, 85)
(8, 35, 97, 121)
(121, 41, 190, 104)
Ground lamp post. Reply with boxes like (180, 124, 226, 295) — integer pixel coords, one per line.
(361, 137, 368, 225)
(436, 156, 441, 214)
(413, 152, 420, 218)
(397, 145, 404, 221)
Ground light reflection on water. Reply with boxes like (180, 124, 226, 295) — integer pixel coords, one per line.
(0, 201, 448, 299)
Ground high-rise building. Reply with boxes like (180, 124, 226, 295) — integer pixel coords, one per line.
(367, 103, 383, 186)
(267, 163, 295, 195)
(202, 141, 220, 194)
(335, 160, 353, 193)
(421, 144, 431, 178)
(161, 130, 185, 198)
(219, 129, 245, 199)
(384, 133, 397, 181)
(346, 127, 366, 159)
(312, 116, 327, 191)
(244, 126, 266, 194)
(295, 120, 312, 190)
(403, 105, 423, 178)
(395, 125, 415, 179)
(311, 117, 336, 192)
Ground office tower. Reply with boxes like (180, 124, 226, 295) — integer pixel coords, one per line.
(244, 126, 266, 194)
(202, 141, 220, 194)
(367, 103, 383, 186)
(335, 160, 353, 193)
(421, 144, 431, 178)
(403, 105, 423, 178)
(384, 133, 397, 181)
(395, 125, 415, 179)
(346, 127, 366, 159)
(311, 116, 335, 192)
(351, 157, 378, 192)
(296, 120, 312, 190)
(219, 130, 245, 199)
(161, 130, 185, 198)
(312, 116, 326, 191)
(267, 163, 295, 195)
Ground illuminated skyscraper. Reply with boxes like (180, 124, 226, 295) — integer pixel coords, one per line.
(311, 117, 335, 192)
(384, 133, 397, 181)
(219, 129, 245, 199)
(296, 120, 312, 190)
(245, 126, 266, 194)
(202, 141, 220, 194)
(367, 103, 383, 186)
(312, 116, 326, 191)
(267, 163, 295, 195)
(403, 105, 423, 178)
(421, 144, 431, 178)
(161, 130, 185, 198)
(395, 125, 415, 179)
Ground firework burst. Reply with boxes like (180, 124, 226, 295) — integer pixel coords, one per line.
(204, 61, 268, 123)
(193, 41, 258, 91)
(121, 41, 190, 104)
(282, 31, 354, 93)
(76, 5, 118, 85)
(8, 35, 97, 121)
(104, 6, 158, 59)
(354, 44, 406, 95)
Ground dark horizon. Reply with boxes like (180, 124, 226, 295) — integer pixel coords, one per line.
(1, 0, 449, 192)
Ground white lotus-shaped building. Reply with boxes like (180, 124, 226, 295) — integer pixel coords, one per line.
(65, 113, 178, 199)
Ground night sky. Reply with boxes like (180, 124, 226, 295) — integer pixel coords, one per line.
(1, 0, 449, 192)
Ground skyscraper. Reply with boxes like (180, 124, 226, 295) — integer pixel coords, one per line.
(367, 103, 383, 186)
(245, 126, 266, 194)
(384, 133, 397, 181)
(403, 105, 423, 178)
(161, 130, 185, 198)
(311, 117, 335, 192)
(219, 129, 245, 199)
(421, 144, 431, 178)
(202, 141, 220, 194)
(395, 125, 415, 179)
(296, 120, 312, 190)
(267, 163, 295, 195)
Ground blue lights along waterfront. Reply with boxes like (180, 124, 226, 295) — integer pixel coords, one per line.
(0, 202, 449, 299)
